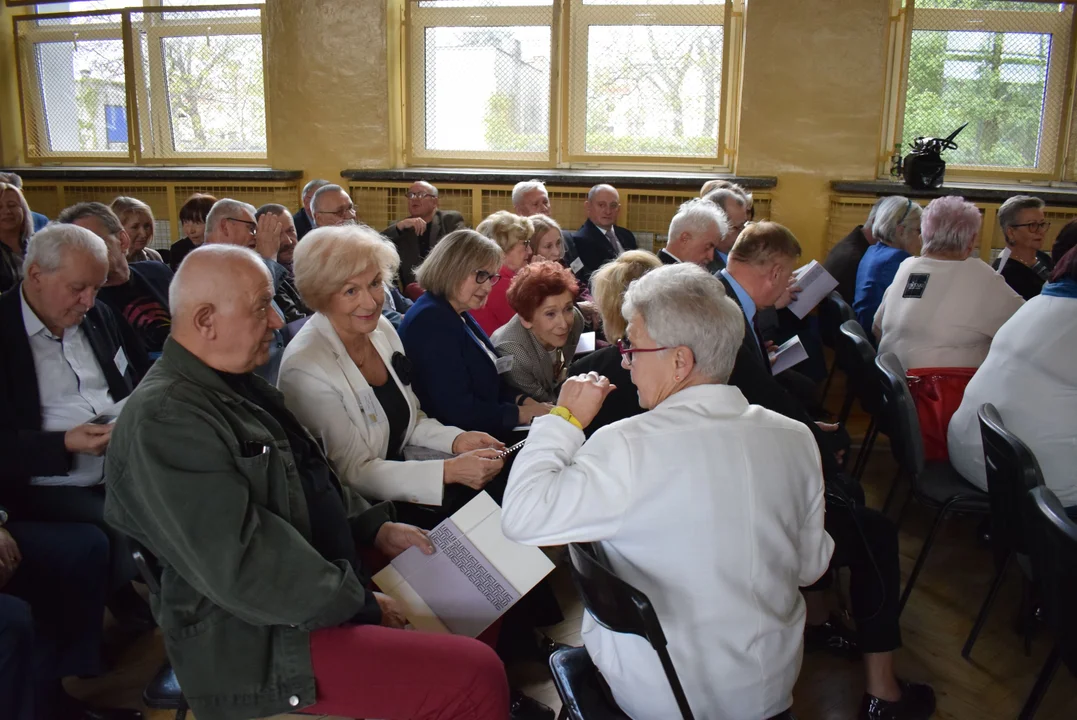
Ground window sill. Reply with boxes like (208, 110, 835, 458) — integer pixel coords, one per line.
(5, 167, 303, 182)
(831, 179, 1077, 207)
(342, 167, 777, 191)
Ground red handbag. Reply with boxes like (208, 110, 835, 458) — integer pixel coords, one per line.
(905, 367, 977, 462)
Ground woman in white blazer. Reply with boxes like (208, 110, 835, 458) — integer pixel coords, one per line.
(277, 225, 505, 511)
(502, 264, 834, 720)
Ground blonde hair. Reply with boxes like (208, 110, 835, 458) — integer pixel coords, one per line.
(414, 229, 503, 298)
(590, 250, 662, 341)
(476, 210, 533, 254)
(292, 224, 400, 312)
(527, 214, 561, 248)
(0, 183, 33, 250)
(110, 195, 154, 225)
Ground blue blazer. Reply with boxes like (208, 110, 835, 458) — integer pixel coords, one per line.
(398, 292, 521, 440)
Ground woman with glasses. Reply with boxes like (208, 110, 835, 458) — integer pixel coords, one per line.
(874, 196, 1024, 460)
(398, 229, 552, 443)
(992, 194, 1055, 300)
(565, 250, 662, 435)
(491, 260, 584, 404)
(853, 195, 922, 333)
(501, 263, 833, 720)
(469, 211, 534, 336)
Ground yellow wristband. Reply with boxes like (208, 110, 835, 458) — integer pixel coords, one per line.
(549, 406, 583, 430)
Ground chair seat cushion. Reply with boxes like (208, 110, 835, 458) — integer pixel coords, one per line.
(549, 647, 630, 720)
(143, 662, 186, 709)
(916, 461, 990, 510)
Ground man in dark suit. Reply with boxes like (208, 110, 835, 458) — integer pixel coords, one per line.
(58, 203, 173, 356)
(658, 198, 725, 267)
(571, 184, 637, 286)
(0, 224, 150, 637)
(823, 198, 883, 304)
(382, 181, 466, 288)
(293, 178, 330, 240)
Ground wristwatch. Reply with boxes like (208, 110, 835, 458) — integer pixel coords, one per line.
(549, 406, 583, 430)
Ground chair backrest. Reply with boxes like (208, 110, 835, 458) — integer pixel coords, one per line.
(819, 291, 855, 349)
(978, 404, 1046, 556)
(131, 541, 163, 596)
(567, 543, 695, 720)
(1025, 486, 1077, 675)
(875, 352, 924, 476)
(838, 319, 883, 416)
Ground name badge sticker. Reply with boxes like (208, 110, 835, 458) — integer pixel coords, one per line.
(569, 257, 584, 274)
(495, 355, 515, 374)
(357, 388, 386, 426)
(903, 273, 930, 299)
(113, 347, 129, 376)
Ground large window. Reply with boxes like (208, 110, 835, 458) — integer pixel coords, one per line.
(15, 2, 267, 162)
(405, 0, 741, 166)
(886, 0, 1075, 177)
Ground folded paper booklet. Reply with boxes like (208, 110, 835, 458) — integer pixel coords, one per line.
(769, 335, 809, 375)
(786, 260, 839, 319)
(373, 491, 555, 637)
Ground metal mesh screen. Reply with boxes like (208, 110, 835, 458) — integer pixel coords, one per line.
(904, 1, 1073, 171)
(16, 6, 267, 162)
(566, 0, 725, 160)
(410, 1, 554, 161)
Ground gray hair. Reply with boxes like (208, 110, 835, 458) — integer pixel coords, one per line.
(205, 198, 256, 237)
(255, 203, 290, 220)
(55, 202, 124, 236)
(512, 180, 547, 208)
(998, 195, 1045, 230)
(871, 196, 922, 252)
(0, 172, 23, 188)
(703, 188, 746, 214)
(864, 196, 887, 228)
(311, 184, 350, 215)
(415, 229, 503, 298)
(301, 178, 330, 201)
(668, 198, 729, 243)
(920, 195, 982, 255)
(622, 263, 744, 384)
(587, 184, 617, 201)
(413, 180, 439, 197)
(169, 244, 271, 316)
(25, 223, 108, 273)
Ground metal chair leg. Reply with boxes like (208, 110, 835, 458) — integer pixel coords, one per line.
(1017, 644, 1061, 720)
(882, 468, 904, 517)
(1021, 576, 1036, 657)
(838, 388, 856, 426)
(962, 551, 1012, 659)
(821, 362, 837, 412)
(852, 420, 878, 481)
(898, 497, 962, 615)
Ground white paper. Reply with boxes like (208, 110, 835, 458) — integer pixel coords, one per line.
(575, 331, 596, 355)
(785, 260, 839, 319)
(569, 257, 584, 274)
(373, 492, 555, 637)
(769, 335, 809, 375)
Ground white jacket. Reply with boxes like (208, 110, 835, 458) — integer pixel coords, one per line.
(278, 313, 462, 505)
(503, 384, 834, 720)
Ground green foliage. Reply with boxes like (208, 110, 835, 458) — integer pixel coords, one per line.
(584, 133, 716, 156)
(483, 92, 546, 153)
(915, 0, 1056, 11)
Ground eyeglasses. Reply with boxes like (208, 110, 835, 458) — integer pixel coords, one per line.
(225, 217, 257, 235)
(315, 204, 356, 218)
(406, 192, 436, 200)
(474, 269, 502, 286)
(1010, 221, 1051, 232)
(616, 338, 672, 366)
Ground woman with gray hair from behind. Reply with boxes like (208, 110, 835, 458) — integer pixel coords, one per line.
(853, 195, 923, 332)
(502, 263, 833, 720)
(874, 195, 1024, 460)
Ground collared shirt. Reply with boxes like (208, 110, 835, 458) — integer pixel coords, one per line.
(721, 268, 764, 357)
(601, 226, 625, 256)
(717, 250, 729, 266)
(21, 290, 113, 487)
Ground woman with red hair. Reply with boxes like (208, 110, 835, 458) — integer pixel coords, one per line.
(492, 260, 584, 403)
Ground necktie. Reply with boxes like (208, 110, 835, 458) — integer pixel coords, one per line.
(605, 228, 624, 257)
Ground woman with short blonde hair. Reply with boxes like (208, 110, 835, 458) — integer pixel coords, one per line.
(278, 224, 505, 511)
(528, 214, 563, 262)
(471, 210, 534, 335)
(111, 195, 164, 263)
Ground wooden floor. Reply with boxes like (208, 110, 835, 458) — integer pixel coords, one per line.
(73, 391, 1077, 720)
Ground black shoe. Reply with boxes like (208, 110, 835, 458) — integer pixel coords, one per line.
(538, 634, 570, 661)
(858, 679, 936, 720)
(510, 690, 555, 720)
(804, 614, 860, 659)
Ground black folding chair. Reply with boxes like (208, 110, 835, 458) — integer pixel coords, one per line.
(1019, 487, 1077, 720)
(962, 404, 1045, 660)
(131, 546, 189, 720)
(873, 353, 990, 615)
(549, 543, 694, 720)
(837, 320, 888, 485)
(819, 292, 856, 418)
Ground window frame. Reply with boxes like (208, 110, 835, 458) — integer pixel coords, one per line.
(881, 0, 1077, 181)
(402, 0, 745, 169)
(13, 3, 271, 165)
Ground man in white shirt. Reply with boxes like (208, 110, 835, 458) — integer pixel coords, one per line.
(0, 224, 148, 628)
(657, 197, 727, 267)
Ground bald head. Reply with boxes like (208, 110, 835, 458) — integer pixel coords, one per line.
(170, 245, 282, 374)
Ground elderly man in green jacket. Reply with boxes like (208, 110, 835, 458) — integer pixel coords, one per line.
(104, 245, 509, 720)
